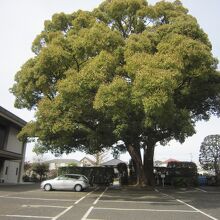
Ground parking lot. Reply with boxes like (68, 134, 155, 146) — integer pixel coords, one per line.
(0, 184, 219, 220)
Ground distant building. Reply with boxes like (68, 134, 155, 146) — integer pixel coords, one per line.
(100, 158, 126, 176)
(0, 106, 27, 183)
(46, 159, 80, 170)
(100, 158, 125, 167)
(80, 157, 95, 167)
(154, 160, 163, 167)
(161, 158, 179, 167)
(163, 158, 180, 164)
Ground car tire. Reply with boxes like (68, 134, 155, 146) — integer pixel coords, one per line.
(44, 184, 52, 191)
(74, 184, 82, 192)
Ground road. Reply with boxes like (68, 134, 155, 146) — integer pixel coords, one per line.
(0, 183, 219, 219)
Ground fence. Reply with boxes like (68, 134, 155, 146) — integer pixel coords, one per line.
(59, 166, 115, 186)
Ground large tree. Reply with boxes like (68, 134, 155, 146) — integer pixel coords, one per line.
(199, 135, 220, 177)
(12, 0, 220, 186)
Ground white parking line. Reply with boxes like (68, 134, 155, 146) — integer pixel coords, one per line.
(75, 189, 98, 204)
(0, 196, 76, 202)
(52, 205, 73, 220)
(154, 190, 175, 200)
(99, 200, 174, 204)
(22, 204, 68, 208)
(194, 188, 207, 193)
(0, 190, 40, 197)
(81, 206, 94, 220)
(156, 189, 218, 219)
(93, 187, 108, 205)
(21, 190, 41, 193)
(177, 199, 218, 220)
(81, 188, 108, 220)
(93, 207, 198, 213)
(0, 195, 9, 197)
(2, 214, 51, 219)
(177, 190, 201, 194)
(52, 189, 98, 220)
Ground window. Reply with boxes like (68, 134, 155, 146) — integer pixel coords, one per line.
(66, 175, 80, 180)
(57, 176, 68, 180)
(5, 167, 8, 175)
(16, 168, 19, 175)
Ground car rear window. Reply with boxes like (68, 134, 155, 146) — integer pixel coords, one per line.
(80, 175, 89, 181)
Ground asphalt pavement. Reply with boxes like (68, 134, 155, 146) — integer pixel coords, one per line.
(0, 183, 219, 220)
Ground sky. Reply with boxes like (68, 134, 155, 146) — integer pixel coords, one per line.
(0, 0, 220, 163)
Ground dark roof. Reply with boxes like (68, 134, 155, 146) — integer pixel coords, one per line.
(101, 158, 125, 166)
(46, 159, 80, 164)
(0, 106, 26, 127)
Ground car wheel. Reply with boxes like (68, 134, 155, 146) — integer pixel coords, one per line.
(44, 184, 52, 191)
(74, 184, 82, 192)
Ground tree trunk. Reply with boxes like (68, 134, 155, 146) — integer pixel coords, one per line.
(127, 144, 148, 186)
(144, 143, 155, 186)
(214, 158, 219, 184)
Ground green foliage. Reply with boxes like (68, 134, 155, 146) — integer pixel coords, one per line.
(24, 161, 32, 173)
(67, 162, 78, 167)
(199, 135, 220, 176)
(11, 0, 220, 184)
(167, 161, 197, 171)
(171, 176, 198, 187)
(59, 166, 114, 185)
(32, 162, 49, 181)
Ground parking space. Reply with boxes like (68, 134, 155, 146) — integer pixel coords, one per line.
(82, 187, 220, 220)
(0, 184, 219, 219)
(157, 186, 220, 220)
(0, 184, 98, 219)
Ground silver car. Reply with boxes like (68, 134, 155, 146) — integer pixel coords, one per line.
(41, 174, 90, 192)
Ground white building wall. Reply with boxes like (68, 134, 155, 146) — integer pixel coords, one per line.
(6, 127, 22, 154)
(49, 163, 56, 170)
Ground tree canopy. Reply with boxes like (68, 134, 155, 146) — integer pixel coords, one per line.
(199, 135, 220, 176)
(11, 0, 220, 186)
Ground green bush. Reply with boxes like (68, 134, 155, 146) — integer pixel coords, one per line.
(22, 175, 30, 182)
(171, 176, 198, 187)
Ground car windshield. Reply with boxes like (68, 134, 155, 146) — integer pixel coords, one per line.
(79, 175, 89, 181)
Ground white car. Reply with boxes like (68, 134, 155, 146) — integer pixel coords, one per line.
(41, 174, 90, 192)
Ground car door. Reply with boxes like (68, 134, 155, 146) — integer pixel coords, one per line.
(63, 175, 76, 190)
(52, 176, 67, 189)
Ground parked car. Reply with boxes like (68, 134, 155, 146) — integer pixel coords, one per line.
(41, 174, 90, 192)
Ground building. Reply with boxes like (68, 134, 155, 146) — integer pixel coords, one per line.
(45, 157, 96, 170)
(46, 159, 80, 170)
(80, 157, 95, 167)
(100, 158, 126, 176)
(0, 106, 27, 183)
(100, 158, 125, 167)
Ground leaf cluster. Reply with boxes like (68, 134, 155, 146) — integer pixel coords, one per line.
(12, 0, 220, 155)
(199, 135, 220, 174)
